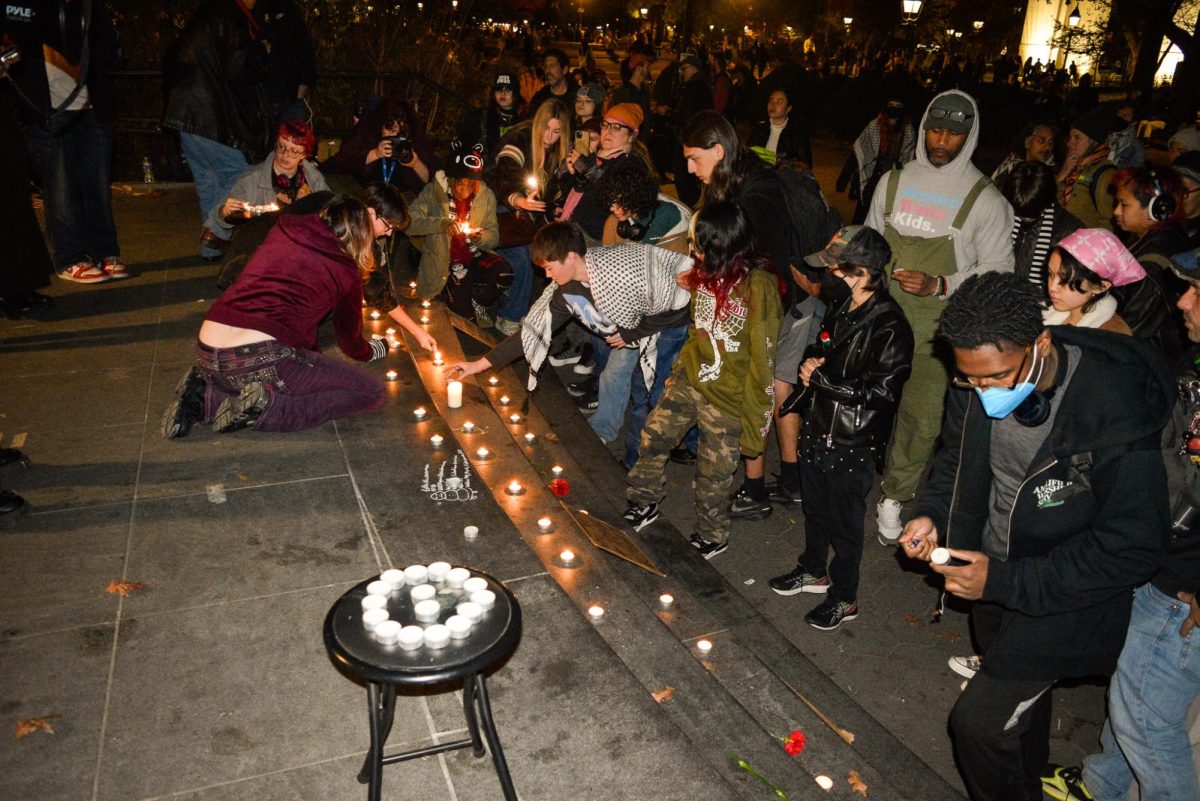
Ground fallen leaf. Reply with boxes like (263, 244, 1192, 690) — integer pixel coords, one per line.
(544, 433, 560, 443)
(934, 630, 962, 643)
(16, 713, 61, 740)
(105, 580, 146, 597)
(236, 473, 249, 482)
(848, 770, 868, 796)
(903, 612, 924, 629)
(651, 686, 674, 704)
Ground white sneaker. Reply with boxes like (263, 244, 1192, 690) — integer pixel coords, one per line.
(876, 498, 903, 544)
(949, 655, 982, 679)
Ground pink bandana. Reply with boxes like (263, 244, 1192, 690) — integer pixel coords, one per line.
(1058, 228, 1147, 287)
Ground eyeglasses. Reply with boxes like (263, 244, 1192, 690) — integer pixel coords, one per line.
(1183, 187, 1200, 199)
(927, 107, 974, 123)
(275, 141, 306, 158)
(600, 121, 631, 133)
(950, 347, 1030, 391)
(379, 218, 395, 235)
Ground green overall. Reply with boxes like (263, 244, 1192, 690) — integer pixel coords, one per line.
(880, 169, 990, 502)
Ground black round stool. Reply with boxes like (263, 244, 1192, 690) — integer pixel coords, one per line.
(324, 568, 522, 801)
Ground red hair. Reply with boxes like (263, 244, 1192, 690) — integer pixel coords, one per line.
(277, 120, 317, 158)
(1112, 166, 1186, 230)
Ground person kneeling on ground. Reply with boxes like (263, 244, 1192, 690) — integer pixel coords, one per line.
(623, 203, 783, 559)
(769, 225, 913, 631)
(162, 194, 412, 437)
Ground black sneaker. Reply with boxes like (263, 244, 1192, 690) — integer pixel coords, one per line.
(767, 567, 831, 596)
(575, 392, 598, 414)
(689, 533, 728, 559)
(623, 500, 660, 531)
(669, 444, 697, 464)
(213, 382, 270, 433)
(566, 377, 598, 397)
(573, 343, 595, 375)
(728, 488, 772, 519)
(161, 366, 206, 439)
(548, 342, 582, 366)
(804, 598, 859, 631)
(766, 481, 801, 505)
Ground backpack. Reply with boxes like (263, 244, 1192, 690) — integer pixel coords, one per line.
(775, 168, 843, 269)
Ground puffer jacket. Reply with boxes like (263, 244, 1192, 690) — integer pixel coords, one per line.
(780, 291, 914, 456)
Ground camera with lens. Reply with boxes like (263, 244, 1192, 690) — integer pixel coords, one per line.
(387, 136, 414, 164)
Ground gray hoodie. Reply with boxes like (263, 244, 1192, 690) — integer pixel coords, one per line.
(865, 90, 1014, 295)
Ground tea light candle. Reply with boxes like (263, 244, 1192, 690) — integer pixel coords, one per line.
(551, 465, 564, 477)
(815, 776, 834, 791)
(398, 625, 425, 650)
(361, 594, 388, 612)
(413, 406, 427, 420)
(696, 639, 714, 654)
(385, 327, 396, 335)
(559, 549, 576, 567)
(430, 434, 444, 448)
(362, 607, 390, 631)
(537, 516, 553, 532)
(385, 370, 398, 381)
(463, 525, 479, 541)
(524, 432, 536, 444)
(427, 561, 451, 583)
(366, 580, 392, 596)
(447, 380, 463, 408)
(421, 300, 431, 309)
(432, 353, 444, 366)
(410, 584, 436, 602)
(509, 413, 521, 424)
(423, 624, 450, 649)
(499, 395, 510, 405)
(446, 614, 472, 639)
(463, 576, 488, 593)
(505, 480, 524, 496)
(931, 547, 951, 565)
(404, 564, 429, 585)
(525, 175, 539, 193)
(461, 421, 475, 432)
(488, 376, 499, 386)
(420, 314, 431, 324)
(414, 599, 441, 623)
(456, 601, 483, 622)
(475, 447, 490, 460)
(390, 339, 401, 349)
(373, 620, 401, 644)
(659, 594, 674, 609)
(458, 221, 472, 235)
(380, 568, 405, 589)
(587, 605, 605, 620)
(471, 589, 496, 610)
(446, 567, 471, 588)
(408, 281, 418, 290)
(369, 310, 381, 320)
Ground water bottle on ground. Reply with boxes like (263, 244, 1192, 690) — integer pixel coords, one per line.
(142, 156, 155, 184)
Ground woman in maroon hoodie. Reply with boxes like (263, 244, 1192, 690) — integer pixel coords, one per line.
(163, 195, 400, 435)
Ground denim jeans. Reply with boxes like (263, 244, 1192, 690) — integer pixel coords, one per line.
(195, 340, 385, 433)
(624, 324, 689, 468)
(1082, 583, 1200, 801)
(23, 109, 120, 270)
(589, 341, 639, 443)
(495, 244, 533, 323)
(180, 132, 249, 247)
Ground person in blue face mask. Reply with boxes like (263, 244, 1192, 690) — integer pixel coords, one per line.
(896, 272, 1175, 801)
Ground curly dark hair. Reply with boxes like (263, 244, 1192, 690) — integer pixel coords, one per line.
(596, 158, 658, 219)
(938, 272, 1045, 351)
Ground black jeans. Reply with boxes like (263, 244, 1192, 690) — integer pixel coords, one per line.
(797, 454, 874, 603)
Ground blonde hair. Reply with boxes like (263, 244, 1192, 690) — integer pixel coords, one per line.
(531, 98, 571, 190)
(320, 195, 377, 279)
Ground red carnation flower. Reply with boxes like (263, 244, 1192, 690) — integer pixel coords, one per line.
(783, 730, 805, 756)
(549, 478, 570, 497)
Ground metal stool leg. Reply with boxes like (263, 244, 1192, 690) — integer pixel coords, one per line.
(461, 676, 486, 757)
(473, 674, 518, 801)
(358, 681, 396, 798)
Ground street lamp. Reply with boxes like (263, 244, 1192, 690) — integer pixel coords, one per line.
(1065, 4, 1080, 72)
(973, 19, 983, 32)
(900, 0, 923, 24)
(843, 16, 853, 26)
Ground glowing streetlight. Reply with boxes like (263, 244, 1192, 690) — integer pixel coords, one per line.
(900, 0, 923, 24)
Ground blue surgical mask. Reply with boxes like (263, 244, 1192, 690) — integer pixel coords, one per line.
(975, 348, 1043, 419)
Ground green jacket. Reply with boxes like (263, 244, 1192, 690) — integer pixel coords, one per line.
(1064, 158, 1117, 230)
(408, 172, 500, 298)
(677, 269, 782, 457)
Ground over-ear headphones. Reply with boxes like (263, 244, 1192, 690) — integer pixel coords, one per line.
(1147, 168, 1177, 223)
(617, 208, 654, 241)
(1012, 385, 1055, 427)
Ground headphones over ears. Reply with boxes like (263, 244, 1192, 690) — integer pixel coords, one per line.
(1147, 168, 1178, 223)
(616, 207, 655, 241)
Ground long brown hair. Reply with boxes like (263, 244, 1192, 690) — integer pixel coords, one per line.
(320, 195, 377, 279)
(678, 110, 762, 207)
(531, 98, 572, 189)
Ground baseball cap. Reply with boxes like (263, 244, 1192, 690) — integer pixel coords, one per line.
(805, 225, 892, 271)
(493, 71, 517, 90)
(679, 52, 702, 70)
(1171, 246, 1200, 283)
(923, 93, 976, 135)
(576, 83, 605, 106)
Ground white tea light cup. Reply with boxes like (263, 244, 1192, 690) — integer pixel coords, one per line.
(362, 608, 390, 631)
(410, 584, 436, 602)
(446, 567, 471, 588)
(414, 599, 441, 623)
(380, 569, 405, 589)
(463, 576, 488, 593)
(427, 561, 451, 582)
(423, 624, 450, 649)
(398, 625, 425, 651)
(361, 594, 388, 612)
(463, 525, 480, 541)
(366, 580, 392, 596)
(456, 601, 483, 622)
(404, 564, 429, 585)
(471, 589, 496, 610)
(373, 620, 401, 644)
(446, 615, 472, 639)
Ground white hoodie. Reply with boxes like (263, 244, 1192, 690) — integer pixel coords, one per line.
(865, 90, 1015, 296)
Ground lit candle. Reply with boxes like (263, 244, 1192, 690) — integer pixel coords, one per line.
(413, 406, 427, 419)
(488, 376, 499, 386)
(385, 370, 398, 381)
(659, 594, 674, 608)
(537, 517, 552, 532)
(525, 174, 539, 194)
(506, 480, 524, 495)
(475, 447, 490, 460)
(458, 221, 472, 235)
(389, 339, 401, 350)
(559, 549, 575, 566)
(447, 380, 463, 408)
(462, 421, 475, 432)
(463, 525, 479, 541)
(430, 434, 444, 447)
(509, 413, 521, 424)
(587, 605, 605, 620)
(370, 310, 381, 320)
(385, 327, 396, 335)
(551, 465, 564, 477)
(409, 281, 418, 290)
(420, 314, 430, 324)
(696, 639, 713, 654)
(432, 352, 444, 366)
(524, 432, 536, 443)
(499, 395, 510, 405)
(421, 300, 431, 309)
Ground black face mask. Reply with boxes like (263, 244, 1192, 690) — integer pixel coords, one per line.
(819, 271, 853, 307)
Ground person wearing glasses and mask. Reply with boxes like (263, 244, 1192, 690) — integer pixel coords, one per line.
(898, 272, 1172, 801)
(863, 90, 1015, 546)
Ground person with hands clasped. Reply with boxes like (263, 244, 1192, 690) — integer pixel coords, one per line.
(897, 272, 1174, 801)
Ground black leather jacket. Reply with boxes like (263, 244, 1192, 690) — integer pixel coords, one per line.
(782, 291, 914, 454)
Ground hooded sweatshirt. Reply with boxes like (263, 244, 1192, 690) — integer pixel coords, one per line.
(865, 91, 1015, 296)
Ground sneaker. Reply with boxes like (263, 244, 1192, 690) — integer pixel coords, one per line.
(876, 498, 903, 544)
(566, 377, 597, 397)
(494, 317, 521, 336)
(728, 488, 772, 519)
(470, 299, 493, 329)
(548, 342, 582, 366)
(101, 256, 130, 279)
(161, 366, 206, 439)
(804, 598, 859, 631)
(575, 392, 598, 414)
(1040, 765, 1093, 801)
(767, 480, 801, 505)
(623, 500, 661, 531)
(768, 567, 831, 596)
(213, 382, 270, 433)
(689, 533, 728, 559)
(573, 343, 595, 375)
(59, 261, 109, 284)
(948, 655, 982, 679)
(669, 444, 697, 464)
(200, 228, 230, 262)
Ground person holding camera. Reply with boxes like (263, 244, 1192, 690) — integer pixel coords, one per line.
(325, 96, 439, 196)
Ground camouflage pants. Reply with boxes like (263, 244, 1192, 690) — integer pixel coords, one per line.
(626, 368, 743, 544)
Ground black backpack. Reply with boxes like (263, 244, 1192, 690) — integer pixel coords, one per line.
(776, 168, 843, 269)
